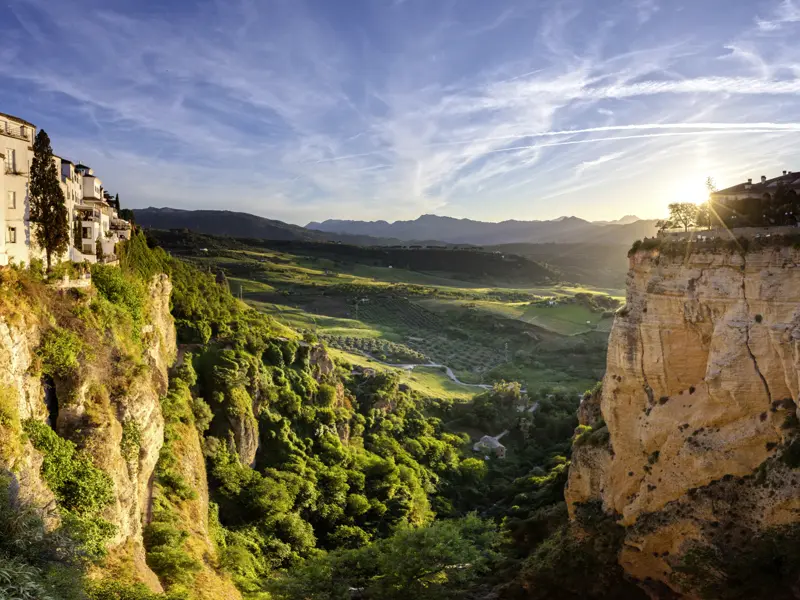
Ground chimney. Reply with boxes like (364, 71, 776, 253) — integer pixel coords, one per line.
(761, 175, 767, 183)
(784, 170, 788, 175)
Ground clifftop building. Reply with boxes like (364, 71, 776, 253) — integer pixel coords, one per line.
(711, 171, 800, 204)
(0, 111, 130, 267)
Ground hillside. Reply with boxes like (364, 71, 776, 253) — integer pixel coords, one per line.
(307, 214, 658, 245)
(489, 242, 630, 289)
(147, 230, 560, 287)
(133, 207, 440, 247)
(0, 232, 630, 600)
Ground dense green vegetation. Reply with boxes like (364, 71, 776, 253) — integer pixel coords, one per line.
(0, 231, 633, 599)
(147, 230, 614, 392)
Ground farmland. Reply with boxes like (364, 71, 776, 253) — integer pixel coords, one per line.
(149, 230, 619, 393)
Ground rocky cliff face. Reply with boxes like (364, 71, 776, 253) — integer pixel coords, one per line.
(0, 276, 176, 590)
(567, 245, 800, 596)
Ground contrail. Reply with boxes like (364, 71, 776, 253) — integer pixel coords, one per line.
(480, 128, 796, 155)
(428, 122, 800, 147)
(312, 122, 800, 163)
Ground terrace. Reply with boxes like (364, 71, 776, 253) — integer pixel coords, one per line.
(0, 119, 32, 142)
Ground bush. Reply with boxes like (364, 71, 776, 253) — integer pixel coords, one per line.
(38, 327, 84, 377)
(22, 420, 115, 560)
(120, 419, 142, 463)
(91, 264, 147, 333)
(0, 384, 22, 461)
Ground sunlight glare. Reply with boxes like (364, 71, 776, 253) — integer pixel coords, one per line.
(670, 177, 709, 205)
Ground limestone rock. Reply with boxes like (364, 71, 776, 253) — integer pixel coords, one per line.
(566, 245, 800, 595)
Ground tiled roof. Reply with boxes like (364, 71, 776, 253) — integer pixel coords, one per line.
(713, 172, 800, 196)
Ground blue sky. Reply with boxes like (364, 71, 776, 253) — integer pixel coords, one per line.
(3, 0, 800, 224)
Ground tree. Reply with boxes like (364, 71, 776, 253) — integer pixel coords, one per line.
(29, 130, 69, 270)
(271, 514, 500, 600)
(668, 202, 698, 232)
(656, 219, 673, 233)
(114, 193, 120, 211)
(705, 176, 717, 195)
(695, 203, 711, 230)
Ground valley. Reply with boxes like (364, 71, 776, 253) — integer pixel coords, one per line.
(148, 229, 619, 397)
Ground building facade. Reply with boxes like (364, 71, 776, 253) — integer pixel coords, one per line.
(1, 112, 36, 266)
(0, 111, 131, 268)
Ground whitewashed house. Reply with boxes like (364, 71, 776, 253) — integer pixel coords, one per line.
(1, 112, 36, 267)
(0, 111, 131, 268)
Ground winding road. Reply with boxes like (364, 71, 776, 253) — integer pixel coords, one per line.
(365, 356, 494, 390)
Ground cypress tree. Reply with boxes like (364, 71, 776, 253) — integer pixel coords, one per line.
(29, 130, 68, 270)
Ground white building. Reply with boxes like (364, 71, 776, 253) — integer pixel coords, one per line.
(0, 111, 131, 268)
(1, 112, 36, 267)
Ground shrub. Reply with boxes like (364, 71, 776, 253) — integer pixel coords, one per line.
(23, 419, 116, 559)
(91, 264, 147, 333)
(0, 385, 22, 461)
(120, 419, 142, 463)
(191, 397, 213, 433)
(23, 420, 115, 517)
(38, 327, 84, 377)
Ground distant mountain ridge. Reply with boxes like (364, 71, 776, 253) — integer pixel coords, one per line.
(306, 214, 657, 245)
(133, 207, 436, 246)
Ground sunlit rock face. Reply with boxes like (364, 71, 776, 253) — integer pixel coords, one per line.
(566, 245, 800, 595)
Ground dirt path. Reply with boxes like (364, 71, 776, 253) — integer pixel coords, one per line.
(365, 355, 493, 390)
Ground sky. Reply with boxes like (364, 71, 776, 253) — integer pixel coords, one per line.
(3, 0, 800, 225)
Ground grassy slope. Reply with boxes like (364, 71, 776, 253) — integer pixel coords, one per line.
(417, 298, 615, 336)
(162, 239, 612, 393)
(327, 348, 477, 402)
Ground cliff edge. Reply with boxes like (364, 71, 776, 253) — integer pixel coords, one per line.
(567, 242, 800, 597)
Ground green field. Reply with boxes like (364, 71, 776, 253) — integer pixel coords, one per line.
(154, 234, 615, 394)
(327, 349, 478, 402)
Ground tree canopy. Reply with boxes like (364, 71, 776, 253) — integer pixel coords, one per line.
(29, 129, 69, 269)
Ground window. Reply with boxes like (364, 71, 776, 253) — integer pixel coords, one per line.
(82, 227, 91, 239)
(6, 227, 16, 244)
(7, 191, 15, 209)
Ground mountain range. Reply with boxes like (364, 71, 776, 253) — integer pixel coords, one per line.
(306, 214, 657, 245)
(133, 207, 425, 246)
(133, 208, 657, 248)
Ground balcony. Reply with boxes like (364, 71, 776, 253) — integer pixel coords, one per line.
(4, 165, 26, 176)
(0, 121, 31, 142)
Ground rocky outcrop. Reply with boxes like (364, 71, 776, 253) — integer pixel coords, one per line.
(0, 310, 57, 519)
(0, 276, 176, 591)
(566, 245, 800, 595)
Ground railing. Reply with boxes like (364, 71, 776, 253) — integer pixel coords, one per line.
(4, 165, 26, 176)
(0, 121, 30, 141)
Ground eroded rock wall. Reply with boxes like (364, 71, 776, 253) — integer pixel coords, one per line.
(566, 245, 800, 594)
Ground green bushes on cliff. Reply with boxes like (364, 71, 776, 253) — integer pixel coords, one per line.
(23, 420, 116, 560)
(37, 326, 85, 377)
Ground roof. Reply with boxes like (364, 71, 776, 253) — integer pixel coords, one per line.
(59, 158, 73, 165)
(713, 171, 800, 197)
(74, 163, 90, 170)
(0, 111, 35, 128)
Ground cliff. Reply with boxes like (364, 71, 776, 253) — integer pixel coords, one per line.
(566, 244, 800, 596)
(0, 269, 238, 597)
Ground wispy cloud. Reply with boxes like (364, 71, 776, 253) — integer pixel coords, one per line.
(2, 0, 800, 223)
(756, 0, 800, 31)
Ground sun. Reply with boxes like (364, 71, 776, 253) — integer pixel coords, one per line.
(669, 177, 709, 205)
